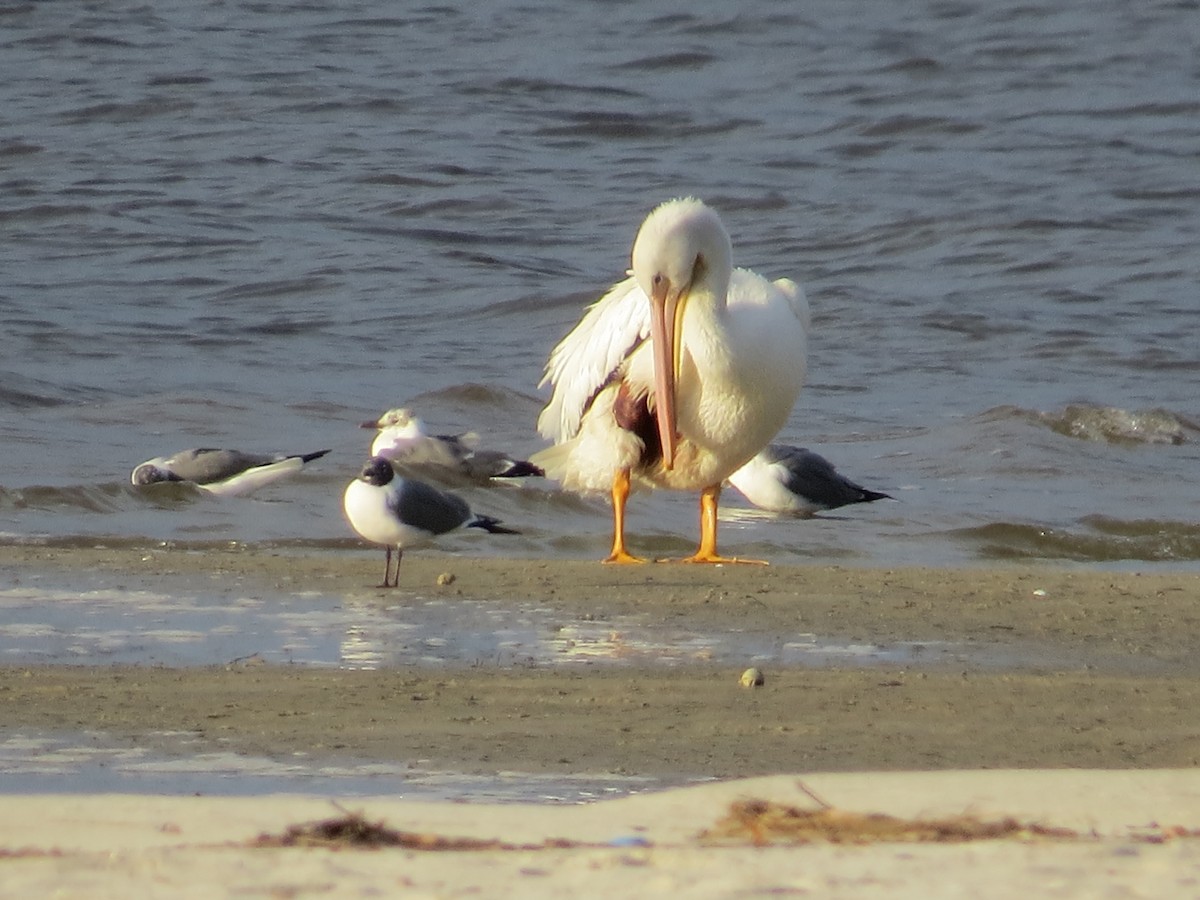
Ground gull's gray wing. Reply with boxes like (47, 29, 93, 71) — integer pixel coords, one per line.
(767, 445, 890, 509)
(391, 478, 472, 536)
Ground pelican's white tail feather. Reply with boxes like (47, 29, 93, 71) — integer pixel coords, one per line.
(528, 441, 575, 484)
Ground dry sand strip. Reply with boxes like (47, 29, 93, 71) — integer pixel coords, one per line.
(2, 771, 1199, 898)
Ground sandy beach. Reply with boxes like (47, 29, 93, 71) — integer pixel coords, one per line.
(3, 772, 1200, 898)
(2, 544, 1199, 894)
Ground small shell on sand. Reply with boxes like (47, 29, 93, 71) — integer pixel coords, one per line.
(739, 667, 765, 688)
(436, 572, 456, 586)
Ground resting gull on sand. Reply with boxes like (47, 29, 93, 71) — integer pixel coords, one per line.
(342, 456, 519, 587)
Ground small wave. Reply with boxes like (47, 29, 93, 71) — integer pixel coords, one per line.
(984, 403, 1197, 445)
(471, 77, 640, 100)
(405, 382, 546, 416)
(0, 139, 42, 157)
(0, 484, 126, 514)
(145, 74, 212, 87)
(614, 50, 718, 72)
(0, 203, 93, 224)
(534, 110, 754, 140)
(0, 533, 363, 554)
(859, 115, 982, 137)
(953, 519, 1200, 563)
(58, 96, 193, 124)
(1049, 405, 1195, 445)
(207, 276, 338, 304)
(0, 373, 112, 410)
(0, 378, 68, 410)
(0, 482, 207, 515)
(879, 57, 943, 75)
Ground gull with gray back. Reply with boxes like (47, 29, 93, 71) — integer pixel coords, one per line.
(362, 407, 543, 482)
(131, 448, 331, 497)
(343, 456, 519, 587)
(728, 444, 891, 516)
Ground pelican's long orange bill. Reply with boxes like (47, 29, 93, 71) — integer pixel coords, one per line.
(649, 279, 680, 470)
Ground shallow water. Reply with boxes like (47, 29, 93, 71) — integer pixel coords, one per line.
(1, 0, 1198, 570)
(0, 729, 671, 801)
(0, 577, 982, 670)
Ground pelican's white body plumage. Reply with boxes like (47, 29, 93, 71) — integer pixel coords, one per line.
(538, 271, 808, 494)
(535, 198, 809, 562)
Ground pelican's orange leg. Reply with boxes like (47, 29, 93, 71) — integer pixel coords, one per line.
(681, 484, 769, 565)
(604, 467, 646, 564)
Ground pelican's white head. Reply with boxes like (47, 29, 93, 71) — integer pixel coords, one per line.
(629, 198, 733, 470)
(630, 197, 733, 303)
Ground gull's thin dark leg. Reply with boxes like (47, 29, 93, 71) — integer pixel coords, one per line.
(379, 546, 398, 588)
(385, 547, 404, 588)
(379, 547, 390, 588)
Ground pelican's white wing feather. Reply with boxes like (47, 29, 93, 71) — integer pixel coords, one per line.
(771, 277, 810, 331)
(537, 275, 650, 443)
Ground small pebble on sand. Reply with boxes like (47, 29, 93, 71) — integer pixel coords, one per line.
(740, 667, 764, 688)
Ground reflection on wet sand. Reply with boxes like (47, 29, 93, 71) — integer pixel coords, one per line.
(2, 583, 985, 671)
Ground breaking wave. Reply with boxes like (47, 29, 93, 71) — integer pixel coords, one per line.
(953, 517, 1200, 563)
(984, 403, 1198, 445)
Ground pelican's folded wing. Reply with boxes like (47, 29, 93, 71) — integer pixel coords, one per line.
(537, 275, 650, 443)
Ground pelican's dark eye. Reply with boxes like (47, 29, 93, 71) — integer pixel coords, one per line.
(652, 274, 663, 286)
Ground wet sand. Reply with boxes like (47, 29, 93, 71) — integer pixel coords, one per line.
(2, 544, 1199, 774)
(4, 545, 1200, 895)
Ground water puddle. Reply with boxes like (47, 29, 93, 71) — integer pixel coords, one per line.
(0, 730, 673, 802)
(0, 582, 978, 670)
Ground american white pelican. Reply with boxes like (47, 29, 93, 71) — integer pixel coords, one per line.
(728, 444, 892, 516)
(361, 407, 544, 482)
(343, 457, 519, 587)
(131, 448, 331, 497)
(535, 197, 809, 563)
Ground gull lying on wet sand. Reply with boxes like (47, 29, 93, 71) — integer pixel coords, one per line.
(362, 407, 544, 482)
(343, 456, 519, 588)
(131, 448, 331, 497)
(727, 444, 892, 516)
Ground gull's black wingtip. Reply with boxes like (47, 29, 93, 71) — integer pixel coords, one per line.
(492, 460, 545, 479)
(468, 515, 521, 535)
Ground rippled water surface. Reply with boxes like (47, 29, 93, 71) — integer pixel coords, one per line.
(2, 0, 1198, 567)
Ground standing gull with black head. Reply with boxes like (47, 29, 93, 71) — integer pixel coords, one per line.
(535, 198, 809, 563)
(343, 457, 518, 588)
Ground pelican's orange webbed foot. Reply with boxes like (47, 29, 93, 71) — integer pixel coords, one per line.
(668, 484, 771, 565)
(679, 552, 768, 565)
(603, 550, 647, 564)
(602, 467, 646, 564)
